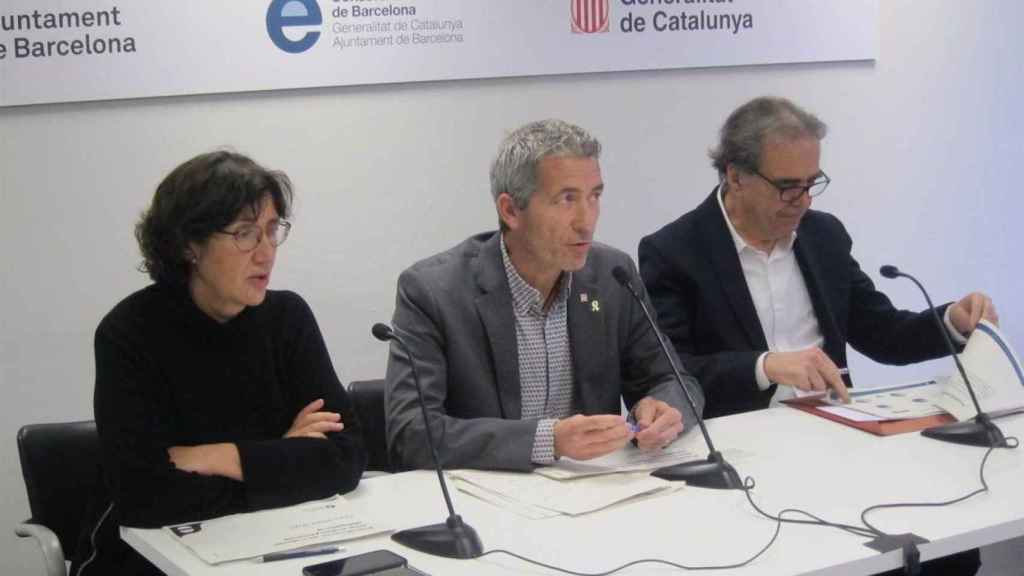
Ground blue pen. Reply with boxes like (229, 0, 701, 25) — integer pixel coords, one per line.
(259, 546, 342, 563)
(626, 414, 640, 434)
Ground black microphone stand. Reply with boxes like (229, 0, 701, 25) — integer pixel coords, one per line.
(372, 323, 484, 559)
(879, 265, 1006, 448)
(612, 267, 743, 489)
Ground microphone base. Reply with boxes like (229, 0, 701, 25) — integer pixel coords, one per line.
(391, 514, 483, 559)
(921, 414, 1006, 448)
(650, 451, 743, 490)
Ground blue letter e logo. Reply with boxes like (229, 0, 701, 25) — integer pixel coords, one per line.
(267, 0, 322, 53)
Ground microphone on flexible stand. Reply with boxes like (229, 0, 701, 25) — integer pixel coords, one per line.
(879, 265, 1006, 447)
(371, 323, 483, 559)
(612, 266, 743, 489)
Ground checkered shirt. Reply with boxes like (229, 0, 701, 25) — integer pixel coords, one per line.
(500, 237, 576, 464)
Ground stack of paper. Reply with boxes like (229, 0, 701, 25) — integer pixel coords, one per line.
(450, 469, 675, 518)
(451, 475, 563, 519)
(536, 442, 704, 480)
(163, 496, 388, 564)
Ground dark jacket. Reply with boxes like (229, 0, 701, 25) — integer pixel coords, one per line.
(639, 189, 951, 419)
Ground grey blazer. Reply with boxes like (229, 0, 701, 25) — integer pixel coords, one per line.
(384, 231, 704, 471)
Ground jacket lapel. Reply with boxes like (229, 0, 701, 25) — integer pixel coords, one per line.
(701, 189, 768, 350)
(567, 271, 606, 414)
(794, 232, 844, 363)
(473, 234, 521, 419)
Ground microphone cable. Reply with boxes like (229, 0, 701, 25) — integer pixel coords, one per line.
(478, 475, 786, 574)
(474, 434, 1018, 575)
(858, 435, 1018, 537)
(477, 472, 867, 574)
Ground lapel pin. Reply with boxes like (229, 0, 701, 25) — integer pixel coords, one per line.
(591, 300, 600, 312)
(580, 293, 588, 303)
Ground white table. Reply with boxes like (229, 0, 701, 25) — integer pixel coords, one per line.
(125, 407, 1024, 575)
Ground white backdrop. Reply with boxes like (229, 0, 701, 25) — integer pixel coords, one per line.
(0, 0, 876, 106)
(1, 1, 1022, 573)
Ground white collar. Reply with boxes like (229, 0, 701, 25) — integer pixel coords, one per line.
(716, 185, 796, 256)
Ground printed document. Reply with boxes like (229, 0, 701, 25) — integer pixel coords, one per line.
(932, 320, 1024, 421)
(535, 442, 701, 480)
(534, 441, 752, 480)
(163, 496, 388, 564)
(824, 380, 945, 420)
(451, 469, 674, 516)
(451, 477, 563, 519)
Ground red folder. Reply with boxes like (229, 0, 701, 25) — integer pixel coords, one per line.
(782, 397, 955, 436)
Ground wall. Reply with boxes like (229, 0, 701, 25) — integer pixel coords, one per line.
(1, 1, 1021, 572)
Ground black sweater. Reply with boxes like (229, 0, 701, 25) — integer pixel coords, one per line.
(79, 285, 366, 574)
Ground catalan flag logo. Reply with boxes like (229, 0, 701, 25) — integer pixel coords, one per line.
(571, 0, 610, 34)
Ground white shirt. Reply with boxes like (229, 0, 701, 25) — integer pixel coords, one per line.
(716, 187, 967, 403)
(716, 187, 822, 403)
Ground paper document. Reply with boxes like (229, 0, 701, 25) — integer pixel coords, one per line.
(535, 442, 702, 480)
(818, 405, 888, 422)
(824, 380, 945, 420)
(163, 496, 388, 565)
(451, 478, 563, 519)
(932, 320, 1024, 421)
(451, 469, 674, 516)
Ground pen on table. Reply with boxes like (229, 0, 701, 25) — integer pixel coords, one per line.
(258, 546, 343, 563)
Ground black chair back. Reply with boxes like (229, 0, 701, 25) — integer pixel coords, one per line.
(348, 379, 391, 472)
(17, 420, 104, 559)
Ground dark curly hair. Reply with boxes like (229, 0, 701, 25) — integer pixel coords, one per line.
(135, 151, 293, 285)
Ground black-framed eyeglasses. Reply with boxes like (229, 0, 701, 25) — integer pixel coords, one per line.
(749, 168, 830, 203)
(215, 220, 292, 252)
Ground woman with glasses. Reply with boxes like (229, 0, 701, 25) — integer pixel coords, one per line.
(77, 151, 367, 575)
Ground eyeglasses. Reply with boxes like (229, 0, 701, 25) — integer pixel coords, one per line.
(749, 168, 830, 203)
(215, 220, 292, 252)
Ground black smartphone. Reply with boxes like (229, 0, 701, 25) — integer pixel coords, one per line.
(302, 549, 416, 576)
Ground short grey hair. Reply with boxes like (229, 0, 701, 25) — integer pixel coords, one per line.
(490, 119, 602, 210)
(710, 96, 827, 180)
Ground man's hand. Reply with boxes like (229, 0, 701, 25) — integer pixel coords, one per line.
(553, 414, 634, 460)
(285, 398, 344, 439)
(764, 347, 850, 403)
(949, 292, 998, 335)
(168, 443, 243, 481)
(631, 397, 683, 450)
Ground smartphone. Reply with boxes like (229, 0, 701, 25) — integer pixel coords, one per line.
(302, 549, 419, 576)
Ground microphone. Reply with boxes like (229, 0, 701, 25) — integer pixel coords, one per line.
(611, 266, 742, 489)
(371, 323, 483, 559)
(879, 265, 1006, 447)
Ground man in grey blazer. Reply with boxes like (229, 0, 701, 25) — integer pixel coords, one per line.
(385, 119, 703, 471)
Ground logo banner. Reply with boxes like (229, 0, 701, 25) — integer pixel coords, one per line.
(0, 1, 877, 108)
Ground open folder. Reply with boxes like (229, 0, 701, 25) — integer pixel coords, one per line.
(932, 320, 1024, 420)
(783, 388, 954, 436)
(783, 320, 1024, 436)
